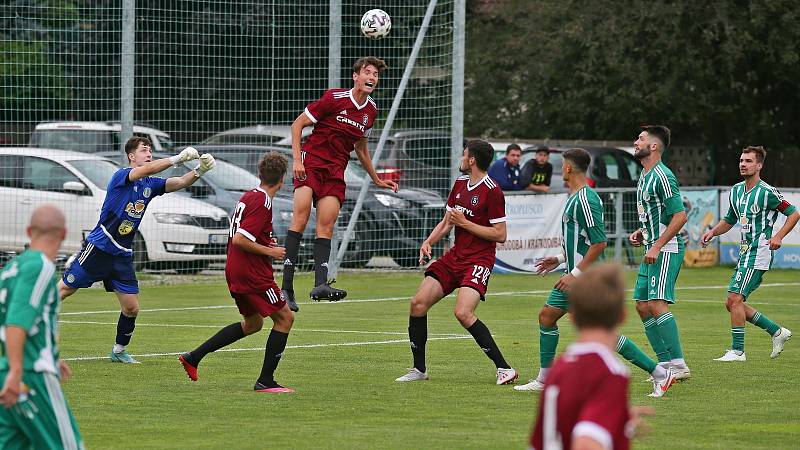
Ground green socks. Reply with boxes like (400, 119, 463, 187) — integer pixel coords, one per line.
(539, 326, 559, 369)
(731, 326, 745, 352)
(616, 334, 657, 374)
(655, 312, 684, 360)
(643, 316, 671, 362)
(748, 311, 780, 336)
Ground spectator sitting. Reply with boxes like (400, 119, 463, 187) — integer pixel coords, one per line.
(521, 145, 553, 193)
(488, 144, 523, 191)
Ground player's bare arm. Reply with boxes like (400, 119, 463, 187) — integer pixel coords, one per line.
(165, 154, 216, 193)
(701, 220, 734, 247)
(555, 241, 606, 291)
(231, 233, 287, 260)
(291, 112, 314, 180)
(449, 209, 506, 243)
(129, 146, 199, 182)
(768, 210, 800, 250)
(354, 138, 398, 192)
(0, 326, 26, 407)
(644, 211, 687, 264)
(419, 212, 454, 264)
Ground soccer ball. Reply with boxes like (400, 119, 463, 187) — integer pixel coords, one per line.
(360, 9, 391, 39)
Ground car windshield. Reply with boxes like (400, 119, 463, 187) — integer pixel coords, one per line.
(67, 159, 120, 190)
(202, 160, 259, 191)
(157, 135, 175, 151)
(31, 130, 118, 153)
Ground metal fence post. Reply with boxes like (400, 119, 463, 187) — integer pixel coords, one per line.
(614, 191, 624, 262)
(120, 0, 135, 147)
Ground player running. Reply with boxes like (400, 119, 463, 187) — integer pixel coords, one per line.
(179, 152, 295, 393)
(514, 148, 675, 397)
(629, 125, 691, 380)
(281, 56, 399, 311)
(0, 205, 84, 449)
(530, 264, 654, 450)
(701, 146, 798, 362)
(58, 137, 216, 364)
(395, 140, 517, 385)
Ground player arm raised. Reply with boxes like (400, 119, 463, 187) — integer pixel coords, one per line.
(231, 233, 286, 260)
(353, 138, 398, 192)
(164, 154, 216, 193)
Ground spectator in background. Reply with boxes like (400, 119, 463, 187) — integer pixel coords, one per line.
(521, 145, 553, 193)
(488, 144, 524, 191)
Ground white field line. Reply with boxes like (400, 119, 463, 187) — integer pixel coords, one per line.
(62, 335, 472, 362)
(60, 282, 800, 317)
(58, 321, 462, 336)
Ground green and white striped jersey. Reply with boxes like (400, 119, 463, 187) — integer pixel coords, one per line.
(723, 180, 797, 270)
(0, 250, 61, 375)
(561, 186, 607, 271)
(636, 161, 685, 253)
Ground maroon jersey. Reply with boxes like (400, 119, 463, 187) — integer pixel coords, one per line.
(530, 343, 632, 450)
(445, 174, 506, 261)
(225, 187, 276, 293)
(303, 88, 378, 169)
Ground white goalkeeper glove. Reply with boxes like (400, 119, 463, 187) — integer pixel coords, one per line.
(194, 153, 216, 177)
(169, 147, 199, 167)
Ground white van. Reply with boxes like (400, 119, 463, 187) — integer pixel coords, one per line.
(0, 148, 229, 273)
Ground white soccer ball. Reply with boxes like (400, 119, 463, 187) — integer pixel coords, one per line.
(360, 9, 391, 39)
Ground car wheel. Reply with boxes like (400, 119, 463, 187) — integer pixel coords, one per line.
(133, 232, 148, 272)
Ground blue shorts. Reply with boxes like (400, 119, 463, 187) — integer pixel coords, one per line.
(62, 242, 139, 294)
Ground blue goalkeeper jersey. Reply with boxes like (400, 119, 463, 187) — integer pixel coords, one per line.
(84, 167, 166, 257)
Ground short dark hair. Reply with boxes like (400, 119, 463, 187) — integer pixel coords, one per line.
(506, 143, 521, 154)
(742, 145, 767, 163)
(569, 264, 626, 330)
(641, 125, 671, 150)
(562, 148, 591, 173)
(258, 152, 288, 186)
(124, 137, 151, 157)
(466, 140, 494, 171)
(353, 56, 387, 74)
(535, 145, 550, 155)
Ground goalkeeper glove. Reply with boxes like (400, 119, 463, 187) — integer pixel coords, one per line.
(169, 147, 199, 167)
(194, 153, 216, 177)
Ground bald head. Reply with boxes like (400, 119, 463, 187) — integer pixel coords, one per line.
(28, 204, 66, 240)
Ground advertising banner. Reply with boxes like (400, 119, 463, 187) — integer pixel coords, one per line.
(682, 190, 719, 267)
(718, 190, 800, 269)
(494, 193, 567, 273)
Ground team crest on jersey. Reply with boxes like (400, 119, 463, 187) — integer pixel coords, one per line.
(143, 187, 152, 198)
(66, 273, 75, 283)
(363, 114, 369, 125)
(642, 192, 650, 201)
(125, 200, 146, 218)
(118, 220, 134, 236)
(749, 204, 761, 214)
(471, 195, 479, 205)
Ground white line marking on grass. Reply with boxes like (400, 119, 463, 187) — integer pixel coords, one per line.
(59, 282, 800, 316)
(58, 320, 462, 336)
(62, 335, 472, 361)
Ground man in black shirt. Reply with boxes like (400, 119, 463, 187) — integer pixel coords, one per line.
(521, 146, 553, 193)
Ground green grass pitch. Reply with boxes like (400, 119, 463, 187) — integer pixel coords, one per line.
(59, 267, 800, 449)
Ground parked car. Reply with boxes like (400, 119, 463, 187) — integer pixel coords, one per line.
(97, 150, 317, 266)
(30, 121, 175, 153)
(201, 125, 312, 147)
(184, 144, 446, 267)
(0, 148, 229, 273)
(367, 129, 463, 197)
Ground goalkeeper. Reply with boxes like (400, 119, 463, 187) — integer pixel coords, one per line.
(58, 137, 216, 364)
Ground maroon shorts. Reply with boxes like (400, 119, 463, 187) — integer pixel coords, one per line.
(424, 251, 495, 300)
(293, 151, 346, 205)
(230, 284, 285, 318)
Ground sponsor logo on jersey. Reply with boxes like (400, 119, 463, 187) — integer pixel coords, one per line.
(336, 115, 366, 132)
(454, 204, 475, 217)
(125, 200, 146, 219)
(143, 187, 152, 198)
(471, 195, 479, 205)
(118, 220, 134, 236)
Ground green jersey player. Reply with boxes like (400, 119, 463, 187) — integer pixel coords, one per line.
(629, 125, 691, 380)
(514, 148, 676, 398)
(702, 146, 799, 362)
(0, 205, 84, 450)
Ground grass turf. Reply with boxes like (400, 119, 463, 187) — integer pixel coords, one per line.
(59, 267, 800, 449)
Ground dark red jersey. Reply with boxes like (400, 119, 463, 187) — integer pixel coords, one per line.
(530, 342, 631, 450)
(302, 88, 378, 169)
(445, 174, 506, 262)
(226, 187, 276, 293)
